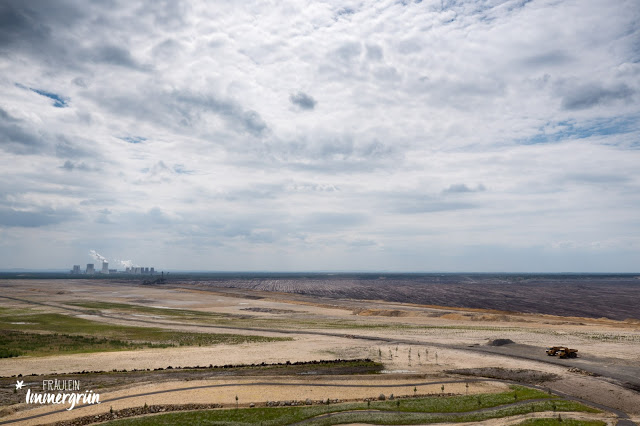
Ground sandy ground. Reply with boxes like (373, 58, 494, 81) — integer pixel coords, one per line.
(2, 377, 504, 424)
(1, 278, 639, 425)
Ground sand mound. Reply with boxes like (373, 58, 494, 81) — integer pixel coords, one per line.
(487, 338, 515, 346)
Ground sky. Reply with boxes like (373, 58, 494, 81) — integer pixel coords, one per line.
(0, 0, 639, 272)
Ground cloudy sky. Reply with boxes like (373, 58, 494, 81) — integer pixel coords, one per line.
(1, 0, 639, 272)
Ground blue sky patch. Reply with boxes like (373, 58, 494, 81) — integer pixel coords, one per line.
(520, 116, 639, 145)
(30, 88, 68, 108)
(173, 164, 194, 174)
(16, 83, 69, 108)
(119, 136, 147, 144)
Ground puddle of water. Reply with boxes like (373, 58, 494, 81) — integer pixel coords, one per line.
(381, 369, 415, 374)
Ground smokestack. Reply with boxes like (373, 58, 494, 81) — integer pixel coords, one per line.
(102, 262, 109, 274)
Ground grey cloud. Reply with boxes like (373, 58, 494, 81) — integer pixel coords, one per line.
(146, 207, 173, 224)
(119, 207, 177, 228)
(0, 206, 75, 228)
(60, 160, 92, 171)
(382, 191, 477, 214)
(300, 212, 367, 231)
(0, 1, 51, 49)
(564, 173, 630, 185)
(137, 161, 173, 183)
(366, 44, 383, 61)
(94, 89, 269, 138)
(333, 41, 362, 63)
(0, 109, 99, 157)
(151, 38, 185, 61)
(145, 1, 191, 31)
(443, 183, 486, 194)
(289, 92, 317, 110)
(335, 7, 356, 19)
(348, 239, 377, 247)
(0, 1, 153, 73)
(560, 82, 634, 110)
(241, 110, 267, 136)
(55, 136, 94, 158)
(415, 75, 506, 108)
(0, 0, 86, 68)
(395, 37, 423, 55)
(521, 50, 572, 68)
(92, 45, 144, 70)
(173, 92, 269, 137)
(393, 200, 476, 214)
(372, 66, 400, 81)
(254, 135, 401, 174)
(0, 108, 45, 154)
(72, 77, 88, 88)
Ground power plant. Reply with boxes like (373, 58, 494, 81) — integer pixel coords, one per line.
(70, 263, 157, 275)
(70, 251, 156, 275)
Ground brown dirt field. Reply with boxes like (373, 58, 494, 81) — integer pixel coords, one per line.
(0, 278, 639, 425)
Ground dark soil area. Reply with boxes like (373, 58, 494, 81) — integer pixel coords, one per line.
(180, 274, 640, 320)
(487, 339, 515, 346)
(240, 307, 297, 314)
(446, 367, 559, 384)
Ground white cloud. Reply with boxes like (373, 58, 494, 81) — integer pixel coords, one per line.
(0, 0, 638, 271)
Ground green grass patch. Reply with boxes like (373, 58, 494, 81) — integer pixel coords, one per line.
(104, 385, 599, 426)
(0, 310, 290, 357)
(0, 329, 170, 357)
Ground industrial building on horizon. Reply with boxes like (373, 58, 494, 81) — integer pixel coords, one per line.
(70, 261, 156, 275)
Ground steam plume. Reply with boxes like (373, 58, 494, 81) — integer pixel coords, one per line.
(118, 259, 134, 268)
(88, 250, 108, 263)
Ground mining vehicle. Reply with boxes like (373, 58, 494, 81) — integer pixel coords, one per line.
(546, 346, 578, 358)
(558, 348, 578, 358)
(546, 346, 563, 356)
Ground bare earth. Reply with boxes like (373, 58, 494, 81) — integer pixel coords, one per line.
(0, 278, 639, 425)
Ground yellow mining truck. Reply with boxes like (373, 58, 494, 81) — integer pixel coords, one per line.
(546, 346, 563, 356)
(546, 346, 578, 358)
(558, 347, 578, 358)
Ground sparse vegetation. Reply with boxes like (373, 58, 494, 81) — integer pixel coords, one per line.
(0, 329, 169, 357)
(0, 310, 289, 357)
(103, 386, 598, 426)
